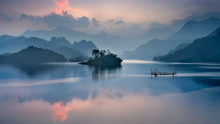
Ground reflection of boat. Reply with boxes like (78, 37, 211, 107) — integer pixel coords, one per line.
(151, 69, 176, 76)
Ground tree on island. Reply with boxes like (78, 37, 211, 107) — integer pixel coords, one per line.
(92, 49, 100, 58)
(92, 49, 116, 58)
(81, 49, 123, 66)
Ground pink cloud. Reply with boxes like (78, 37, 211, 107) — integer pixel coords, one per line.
(54, 0, 72, 15)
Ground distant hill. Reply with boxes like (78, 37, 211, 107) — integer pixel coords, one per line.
(0, 35, 98, 58)
(153, 28, 220, 62)
(0, 46, 67, 64)
(123, 17, 220, 60)
(49, 37, 72, 48)
(168, 43, 189, 54)
(22, 27, 90, 42)
(21, 27, 120, 52)
(0, 35, 15, 43)
(168, 17, 220, 40)
(72, 40, 98, 56)
(122, 39, 190, 60)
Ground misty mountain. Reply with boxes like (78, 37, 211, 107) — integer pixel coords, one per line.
(49, 37, 72, 48)
(123, 17, 220, 60)
(143, 13, 220, 41)
(0, 35, 15, 43)
(168, 43, 189, 54)
(168, 17, 220, 40)
(122, 39, 190, 60)
(153, 28, 220, 62)
(22, 27, 90, 42)
(0, 46, 67, 64)
(72, 40, 98, 56)
(22, 27, 121, 52)
(0, 35, 98, 58)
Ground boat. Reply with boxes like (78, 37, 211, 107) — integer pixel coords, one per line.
(151, 69, 176, 76)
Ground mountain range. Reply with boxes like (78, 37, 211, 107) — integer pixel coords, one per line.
(168, 17, 220, 40)
(153, 27, 220, 62)
(123, 17, 220, 60)
(22, 27, 121, 52)
(0, 35, 98, 58)
(122, 39, 190, 60)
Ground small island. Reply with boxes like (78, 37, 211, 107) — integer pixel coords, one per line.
(80, 49, 123, 67)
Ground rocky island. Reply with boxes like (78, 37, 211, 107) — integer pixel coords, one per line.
(80, 49, 123, 67)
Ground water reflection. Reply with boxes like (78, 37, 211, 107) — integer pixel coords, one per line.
(0, 87, 220, 124)
(12, 64, 60, 77)
(0, 63, 89, 80)
(88, 65, 122, 81)
(0, 61, 220, 124)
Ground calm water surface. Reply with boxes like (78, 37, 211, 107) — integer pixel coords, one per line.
(0, 60, 220, 124)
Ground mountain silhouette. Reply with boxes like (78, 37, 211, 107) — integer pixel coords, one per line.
(168, 17, 220, 40)
(123, 17, 220, 60)
(22, 27, 120, 52)
(153, 27, 220, 62)
(0, 35, 98, 58)
(72, 40, 98, 56)
(0, 35, 15, 43)
(122, 39, 190, 60)
(0, 46, 67, 64)
(168, 43, 189, 54)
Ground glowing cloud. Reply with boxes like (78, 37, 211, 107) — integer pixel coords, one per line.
(55, 0, 73, 15)
(54, 0, 89, 17)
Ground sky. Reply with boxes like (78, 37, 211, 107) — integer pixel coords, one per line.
(0, 0, 220, 36)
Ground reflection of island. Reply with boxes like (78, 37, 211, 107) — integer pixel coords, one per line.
(80, 49, 123, 67)
(89, 65, 122, 81)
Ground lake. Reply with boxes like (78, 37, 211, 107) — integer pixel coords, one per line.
(0, 60, 220, 124)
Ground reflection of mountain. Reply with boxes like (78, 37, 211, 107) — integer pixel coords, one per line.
(0, 62, 220, 105)
(168, 78, 220, 93)
(12, 64, 60, 77)
(123, 17, 220, 60)
(154, 27, 220, 62)
(16, 83, 91, 104)
(0, 35, 98, 58)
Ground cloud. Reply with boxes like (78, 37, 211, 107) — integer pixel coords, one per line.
(107, 19, 125, 25)
(115, 20, 125, 25)
(20, 14, 42, 23)
(54, 0, 73, 15)
(44, 13, 90, 29)
(92, 17, 99, 27)
(20, 13, 91, 29)
(0, 14, 12, 22)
